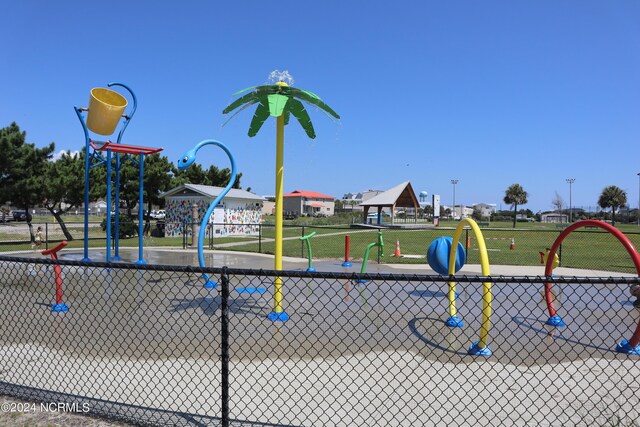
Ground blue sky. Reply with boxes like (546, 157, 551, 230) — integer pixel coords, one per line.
(2, 1, 639, 213)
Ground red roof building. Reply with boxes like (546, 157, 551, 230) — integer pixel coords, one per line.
(283, 190, 336, 217)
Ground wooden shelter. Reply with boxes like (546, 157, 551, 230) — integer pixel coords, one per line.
(360, 181, 420, 225)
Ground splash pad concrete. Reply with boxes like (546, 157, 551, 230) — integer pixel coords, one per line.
(0, 248, 638, 425)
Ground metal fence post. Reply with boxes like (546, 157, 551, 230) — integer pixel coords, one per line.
(301, 226, 305, 258)
(258, 223, 262, 254)
(220, 266, 230, 427)
(557, 230, 563, 267)
(558, 243, 563, 267)
(465, 228, 469, 262)
(45, 223, 49, 250)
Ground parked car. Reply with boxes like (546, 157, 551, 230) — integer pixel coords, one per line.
(12, 210, 32, 221)
(151, 210, 166, 220)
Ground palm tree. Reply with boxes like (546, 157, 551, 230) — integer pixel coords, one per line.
(503, 183, 528, 228)
(222, 72, 339, 321)
(598, 185, 627, 226)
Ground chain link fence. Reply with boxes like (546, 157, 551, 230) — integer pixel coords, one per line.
(0, 256, 638, 426)
(0, 219, 170, 253)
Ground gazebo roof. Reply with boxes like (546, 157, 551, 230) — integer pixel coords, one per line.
(360, 181, 419, 209)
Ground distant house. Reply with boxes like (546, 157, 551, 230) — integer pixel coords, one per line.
(341, 192, 363, 211)
(284, 190, 335, 216)
(162, 184, 264, 237)
(452, 205, 474, 220)
(262, 199, 275, 215)
(89, 200, 108, 215)
(472, 203, 497, 218)
(342, 192, 363, 202)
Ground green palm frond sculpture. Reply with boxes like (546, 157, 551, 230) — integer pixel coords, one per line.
(222, 73, 339, 322)
(223, 82, 340, 137)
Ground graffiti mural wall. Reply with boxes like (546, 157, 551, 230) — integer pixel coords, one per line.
(165, 197, 262, 237)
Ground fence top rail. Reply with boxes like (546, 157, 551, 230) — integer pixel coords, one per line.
(1, 255, 638, 285)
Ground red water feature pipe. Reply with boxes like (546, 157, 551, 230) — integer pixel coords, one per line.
(544, 220, 640, 348)
(342, 235, 352, 267)
(41, 241, 69, 312)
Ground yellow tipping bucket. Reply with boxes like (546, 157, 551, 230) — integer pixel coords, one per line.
(86, 88, 128, 135)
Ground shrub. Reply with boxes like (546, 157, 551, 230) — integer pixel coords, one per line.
(100, 215, 138, 238)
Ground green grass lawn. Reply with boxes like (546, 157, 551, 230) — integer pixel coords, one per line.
(223, 224, 640, 274)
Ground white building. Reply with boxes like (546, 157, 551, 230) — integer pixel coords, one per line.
(162, 184, 264, 237)
(472, 203, 497, 218)
(341, 192, 364, 211)
(448, 205, 474, 219)
(541, 212, 568, 223)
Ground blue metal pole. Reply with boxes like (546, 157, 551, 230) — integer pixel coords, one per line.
(108, 82, 137, 146)
(75, 107, 92, 262)
(113, 153, 121, 260)
(106, 149, 112, 263)
(83, 139, 91, 261)
(177, 140, 236, 288)
(136, 153, 146, 264)
(108, 82, 136, 262)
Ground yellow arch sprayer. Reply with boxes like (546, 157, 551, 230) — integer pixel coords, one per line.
(427, 218, 494, 356)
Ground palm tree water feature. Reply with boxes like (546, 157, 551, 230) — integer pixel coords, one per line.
(223, 71, 340, 321)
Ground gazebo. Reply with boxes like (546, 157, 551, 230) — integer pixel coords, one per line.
(360, 181, 420, 225)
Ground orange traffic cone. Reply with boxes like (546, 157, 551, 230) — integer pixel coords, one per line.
(510, 238, 515, 250)
(393, 240, 402, 257)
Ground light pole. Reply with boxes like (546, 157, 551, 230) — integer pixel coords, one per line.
(566, 178, 575, 222)
(451, 179, 458, 220)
